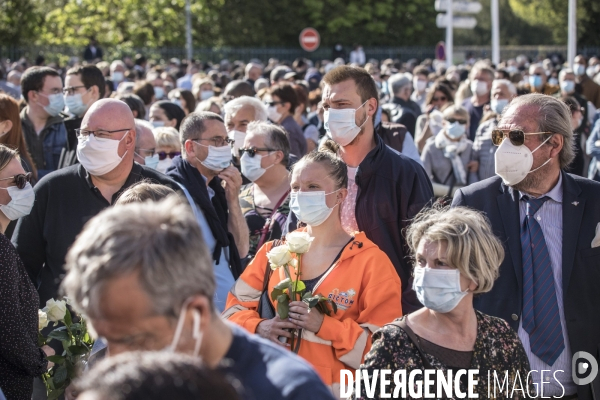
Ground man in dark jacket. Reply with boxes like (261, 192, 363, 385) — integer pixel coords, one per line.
(287, 66, 434, 313)
(383, 72, 421, 136)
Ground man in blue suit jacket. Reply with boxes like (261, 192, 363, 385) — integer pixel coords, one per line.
(453, 93, 600, 400)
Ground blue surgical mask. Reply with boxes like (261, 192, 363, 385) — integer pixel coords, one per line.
(548, 77, 559, 86)
(413, 267, 469, 313)
(151, 121, 165, 128)
(529, 75, 543, 89)
(65, 91, 90, 117)
(154, 86, 165, 100)
(573, 64, 585, 76)
(144, 153, 159, 170)
(490, 98, 509, 114)
(446, 121, 466, 139)
(37, 92, 65, 117)
(560, 80, 575, 94)
(290, 190, 340, 226)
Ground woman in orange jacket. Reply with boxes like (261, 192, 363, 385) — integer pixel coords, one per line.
(224, 146, 403, 397)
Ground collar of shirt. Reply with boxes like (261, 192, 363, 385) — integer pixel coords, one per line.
(82, 162, 141, 204)
(198, 172, 216, 200)
(518, 172, 563, 204)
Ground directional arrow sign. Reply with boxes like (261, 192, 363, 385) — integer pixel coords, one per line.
(436, 13, 478, 29)
(435, 0, 482, 13)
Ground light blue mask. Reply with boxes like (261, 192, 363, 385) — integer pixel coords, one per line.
(413, 267, 469, 313)
(529, 75, 543, 89)
(38, 92, 65, 117)
(560, 80, 575, 94)
(144, 153, 159, 170)
(290, 190, 340, 226)
(446, 122, 466, 139)
(490, 98, 509, 114)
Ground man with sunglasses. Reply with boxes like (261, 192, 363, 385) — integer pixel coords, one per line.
(453, 93, 600, 399)
(166, 111, 249, 312)
(12, 99, 180, 311)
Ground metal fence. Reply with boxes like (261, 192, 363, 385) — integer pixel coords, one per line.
(2, 45, 600, 65)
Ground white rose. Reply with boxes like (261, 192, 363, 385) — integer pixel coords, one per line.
(38, 310, 49, 331)
(43, 299, 67, 322)
(267, 245, 293, 269)
(286, 231, 314, 254)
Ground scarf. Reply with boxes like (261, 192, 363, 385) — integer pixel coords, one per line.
(435, 134, 469, 185)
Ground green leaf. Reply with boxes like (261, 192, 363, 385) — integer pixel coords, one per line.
(274, 278, 291, 290)
(46, 355, 65, 364)
(302, 291, 313, 300)
(63, 308, 72, 327)
(292, 280, 306, 293)
(47, 388, 64, 400)
(270, 287, 283, 302)
(47, 330, 69, 341)
(276, 293, 290, 319)
(68, 345, 89, 356)
(38, 332, 47, 347)
(52, 364, 68, 384)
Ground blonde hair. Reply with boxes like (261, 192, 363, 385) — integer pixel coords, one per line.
(442, 104, 470, 125)
(406, 207, 504, 294)
(115, 182, 176, 205)
(153, 127, 180, 150)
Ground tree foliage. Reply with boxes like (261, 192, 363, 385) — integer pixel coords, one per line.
(0, 0, 44, 45)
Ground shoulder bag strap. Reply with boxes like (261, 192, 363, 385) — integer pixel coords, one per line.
(256, 190, 290, 251)
(386, 318, 434, 370)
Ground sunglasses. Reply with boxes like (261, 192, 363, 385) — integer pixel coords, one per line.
(491, 129, 553, 146)
(264, 101, 283, 107)
(157, 151, 181, 160)
(446, 118, 467, 124)
(432, 96, 447, 102)
(239, 147, 276, 157)
(0, 172, 32, 189)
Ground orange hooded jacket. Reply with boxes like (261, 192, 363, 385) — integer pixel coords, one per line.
(223, 231, 403, 396)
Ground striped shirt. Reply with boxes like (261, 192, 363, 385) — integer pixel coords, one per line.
(517, 173, 576, 396)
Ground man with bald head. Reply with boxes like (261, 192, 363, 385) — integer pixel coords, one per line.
(13, 98, 179, 307)
(133, 119, 158, 168)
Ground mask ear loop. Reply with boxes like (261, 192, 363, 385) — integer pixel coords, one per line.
(192, 310, 203, 358)
(528, 134, 554, 174)
(169, 298, 193, 352)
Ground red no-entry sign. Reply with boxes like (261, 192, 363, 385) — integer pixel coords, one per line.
(299, 28, 320, 52)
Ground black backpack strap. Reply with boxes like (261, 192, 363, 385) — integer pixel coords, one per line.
(385, 318, 434, 369)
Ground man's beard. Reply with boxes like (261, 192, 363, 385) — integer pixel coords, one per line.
(511, 157, 551, 194)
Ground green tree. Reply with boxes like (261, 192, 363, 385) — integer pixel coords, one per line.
(0, 0, 43, 46)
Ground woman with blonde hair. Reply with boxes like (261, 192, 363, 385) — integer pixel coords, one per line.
(352, 207, 531, 399)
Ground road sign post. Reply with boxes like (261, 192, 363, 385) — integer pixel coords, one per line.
(299, 28, 320, 52)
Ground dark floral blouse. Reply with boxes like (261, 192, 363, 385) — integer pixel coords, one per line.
(352, 310, 532, 400)
(239, 184, 290, 259)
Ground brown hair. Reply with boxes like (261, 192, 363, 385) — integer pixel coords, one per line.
(115, 181, 176, 205)
(66, 65, 106, 98)
(0, 95, 37, 179)
(270, 82, 299, 114)
(133, 81, 155, 106)
(21, 66, 60, 103)
(425, 82, 454, 107)
(322, 66, 379, 110)
(0, 144, 18, 172)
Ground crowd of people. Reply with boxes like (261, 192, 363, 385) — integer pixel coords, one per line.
(0, 48, 599, 400)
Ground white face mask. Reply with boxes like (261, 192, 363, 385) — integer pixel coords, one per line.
(154, 86, 165, 100)
(324, 100, 369, 146)
(494, 134, 553, 186)
(77, 131, 130, 176)
(240, 151, 273, 182)
(573, 64, 586, 77)
(194, 141, 231, 171)
(200, 90, 214, 101)
(470, 79, 488, 96)
(151, 120, 166, 129)
(0, 182, 35, 220)
(413, 267, 469, 313)
(156, 158, 173, 174)
(490, 98, 509, 114)
(290, 190, 340, 226)
(111, 71, 124, 83)
(168, 299, 203, 358)
(65, 91, 90, 117)
(414, 79, 427, 93)
(267, 105, 282, 123)
(446, 122, 466, 139)
(227, 130, 246, 154)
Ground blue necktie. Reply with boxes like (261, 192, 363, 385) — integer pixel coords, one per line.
(521, 196, 564, 366)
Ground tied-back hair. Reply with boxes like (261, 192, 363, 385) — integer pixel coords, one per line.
(406, 206, 505, 294)
(293, 139, 348, 190)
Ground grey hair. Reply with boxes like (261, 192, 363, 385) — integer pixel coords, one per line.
(469, 65, 495, 81)
(388, 73, 412, 96)
(179, 111, 224, 154)
(224, 96, 268, 123)
(62, 196, 215, 318)
(110, 60, 126, 72)
(244, 62, 262, 77)
(406, 206, 504, 294)
(491, 79, 517, 96)
(246, 121, 290, 165)
(134, 119, 155, 147)
(442, 104, 470, 125)
(559, 68, 574, 82)
(506, 93, 575, 169)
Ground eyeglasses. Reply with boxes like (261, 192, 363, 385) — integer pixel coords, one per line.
(157, 151, 181, 160)
(446, 118, 467, 124)
(239, 147, 276, 157)
(264, 101, 283, 107)
(0, 172, 32, 189)
(63, 86, 87, 96)
(75, 128, 132, 139)
(135, 147, 155, 157)
(491, 129, 553, 146)
(193, 137, 234, 147)
(432, 96, 447, 102)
